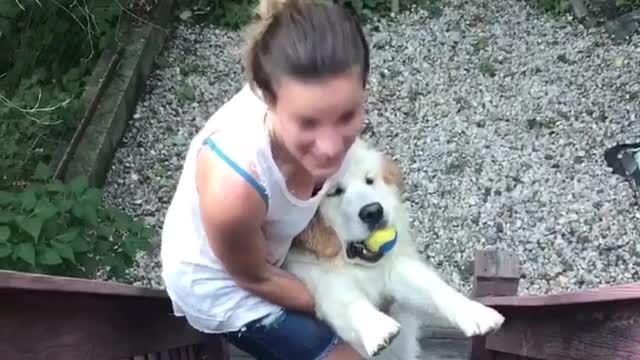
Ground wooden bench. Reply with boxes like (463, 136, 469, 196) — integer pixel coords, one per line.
(0, 270, 229, 360)
(469, 249, 640, 360)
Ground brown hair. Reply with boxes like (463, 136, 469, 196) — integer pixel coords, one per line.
(243, 0, 370, 105)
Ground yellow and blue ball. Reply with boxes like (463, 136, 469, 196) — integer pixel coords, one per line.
(364, 226, 398, 254)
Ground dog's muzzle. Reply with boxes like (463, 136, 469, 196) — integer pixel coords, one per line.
(346, 241, 384, 263)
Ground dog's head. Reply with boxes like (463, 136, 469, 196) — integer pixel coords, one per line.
(294, 139, 404, 264)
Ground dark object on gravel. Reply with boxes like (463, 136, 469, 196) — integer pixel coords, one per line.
(604, 142, 640, 196)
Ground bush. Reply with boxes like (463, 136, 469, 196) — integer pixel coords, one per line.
(184, 0, 426, 30)
(617, 0, 640, 12)
(0, 0, 156, 283)
(0, 0, 121, 189)
(0, 164, 155, 280)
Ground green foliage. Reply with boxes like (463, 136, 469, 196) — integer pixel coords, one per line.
(183, 0, 257, 29)
(0, 0, 121, 188)
(530, 0, 570, 15)
(182, 0, 437, 30)
(0, 1, 156, 283)
(616, 0, 640, 12)
(0, 164, 155, 280)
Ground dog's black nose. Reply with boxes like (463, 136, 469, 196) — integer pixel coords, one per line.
(359, 202, 384, 225)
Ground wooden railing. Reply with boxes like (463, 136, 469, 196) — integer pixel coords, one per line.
(5, 249, 640, 360)
(469, 249, 640, 360)
(0, 270, 229, 360)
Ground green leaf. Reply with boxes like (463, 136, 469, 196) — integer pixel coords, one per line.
(33, 162, 51, 180)
(68, 176, 89, 196)
(72, 202, 98, 226)
(51, 241, 75, 263)
(103, 254, 125, 269)
(20, 190, 37, 210)
(14, 242, 35, 266)
(0, 211, 11, 223)
(123, 236, 142, 258)
(81, 187, 102, 206)
(34, 199, 58, 220)
(0, 191, 13, 205)
(37, 246, 63, 266)
(57, 198, 74, 212)
(0, 226, 9, 242)
(97, 224, 114, 239)
(44, 179, 67, 193)
(15, 216, 43, 241)
(96, 239, 112, 255)
(0, 243, 11, 258)
(70, 235, 92, 253)
(77, 254, 100, 277)
(56, 228, 80, 243)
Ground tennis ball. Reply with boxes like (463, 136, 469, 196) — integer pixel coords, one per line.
(364, 227, 397, 254)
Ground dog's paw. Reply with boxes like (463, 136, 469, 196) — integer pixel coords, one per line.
(359, 312, 401, 357)
(454, 300, 505, 337)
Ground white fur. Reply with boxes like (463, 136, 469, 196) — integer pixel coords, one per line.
(283, 139, 505, 359)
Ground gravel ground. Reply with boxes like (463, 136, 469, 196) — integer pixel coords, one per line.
(103, 0, 640, 295)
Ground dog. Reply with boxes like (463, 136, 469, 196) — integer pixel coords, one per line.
(283, 138, 505, 359)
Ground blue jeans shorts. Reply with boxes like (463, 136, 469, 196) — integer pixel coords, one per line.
(222, 309, 340, 360)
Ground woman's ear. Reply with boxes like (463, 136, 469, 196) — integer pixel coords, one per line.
(382, 155, 404, 192)
(293, 212, 342, 258)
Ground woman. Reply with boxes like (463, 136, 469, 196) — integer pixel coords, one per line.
(161, 0, 370, 358)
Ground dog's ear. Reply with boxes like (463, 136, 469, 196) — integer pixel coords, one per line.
(382, 155, 404, 191)
(293, 211, 342, 258)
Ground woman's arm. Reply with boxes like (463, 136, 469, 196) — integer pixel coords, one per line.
(195, 149, 316, 314)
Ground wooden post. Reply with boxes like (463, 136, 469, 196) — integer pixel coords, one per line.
(468, 249, 520, 360)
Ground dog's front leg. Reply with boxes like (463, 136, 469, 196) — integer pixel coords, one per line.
(314, 281, 401, 358)
(387, 258, 504, 337)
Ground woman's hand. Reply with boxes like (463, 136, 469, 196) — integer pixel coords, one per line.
(195, 148, 316, 315)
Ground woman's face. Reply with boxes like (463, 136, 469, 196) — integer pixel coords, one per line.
(269, 68, 365, 180)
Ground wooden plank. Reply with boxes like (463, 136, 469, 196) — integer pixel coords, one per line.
(200, 338, 230, 360)
(469, 249, 520, 360)
(479, 282, 640, 307)
(0, 290, 210, 360)
(187, 345, 196, 360)
(485, 301, 640, 360)
(0, 270, 166, 298)
(473, 278, 520, 298)
(474, 250, 520, 279)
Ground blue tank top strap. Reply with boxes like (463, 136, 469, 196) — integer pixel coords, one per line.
(202, 136, 269, 207)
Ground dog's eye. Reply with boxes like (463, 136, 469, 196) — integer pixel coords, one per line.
(365, 177, 374, 185)
(327, 186, 345, 197)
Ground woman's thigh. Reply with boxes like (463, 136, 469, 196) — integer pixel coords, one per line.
(223, 309, 339, 360)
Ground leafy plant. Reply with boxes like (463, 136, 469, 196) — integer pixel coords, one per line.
(0, 164, 155, 280)
(0, 0, 122, 189)
(616, 0, 640, 12)
(179, 0, 435, 30)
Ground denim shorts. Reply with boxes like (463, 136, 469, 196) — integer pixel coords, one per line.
(222, 309, 340, 360)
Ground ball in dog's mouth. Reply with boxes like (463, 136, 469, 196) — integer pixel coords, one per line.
(346, 241, 384, 263)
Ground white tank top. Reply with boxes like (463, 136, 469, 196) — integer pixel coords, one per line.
(160, 84, 351, 333)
